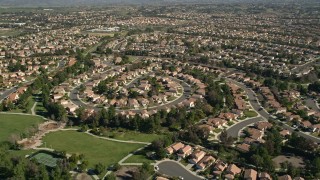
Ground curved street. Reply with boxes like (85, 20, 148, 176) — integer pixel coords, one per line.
(226, 78, 320, 143)
(226, 117, 265, 138)
(157, 160, 203, 180)
(69, 71, 191, 113)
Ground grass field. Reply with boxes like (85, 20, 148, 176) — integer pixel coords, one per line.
(9, 149, 37, 158)
(102, 130, 163, 142)
(86, 32, 115, 37)
(124, 154, 155, 164)
(0, 114, 44, 142)
(244, 110, 258, 117)
(35, 101, 48, 116)
(0, 29, 23, 37)
(41, 131, 144, 167)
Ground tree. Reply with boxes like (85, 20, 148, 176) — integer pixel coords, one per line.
(76, 107, 87, 122)
(79, 160, 89, 172)
(94, 163, 105, 175)
(79, 84, 86, 94)
(311, 157, 320, 176)
(308, 81, 320, 93)
(220, 130, 234, 146)
(105, 173, 116, 180)
(37, 164, 49, 180)
(287, 162, 299, 177)
(99, 108, 109, 126)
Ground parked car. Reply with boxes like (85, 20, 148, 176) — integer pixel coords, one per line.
(154, 166, 159, 171)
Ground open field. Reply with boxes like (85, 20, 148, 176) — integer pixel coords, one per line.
(102, 130, 163, 142)
(0, 114, 45, 142)
(9, 149, 37, 158)
(0, 29, 23, 37)
(86, 32, 115, 37)
(123, 154, 155, 164)
(41, 131, 144, 167)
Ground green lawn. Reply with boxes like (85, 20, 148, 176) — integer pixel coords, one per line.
(0, 114, 45, 142)
(41, 131, 144, 167)
(35, 101, 48, 117)
(128, 56, 137, 62)
(244, 110, 258, 117)
(102, 130, 163, 142)
(124, 154, 155, 164)
(9, 149, 37, 158)
(0, 29, 23, 37)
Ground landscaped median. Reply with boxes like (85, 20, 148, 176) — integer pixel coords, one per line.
(243, 110, 258, 118)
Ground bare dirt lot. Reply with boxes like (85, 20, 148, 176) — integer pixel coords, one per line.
(273, 155, 305, 168)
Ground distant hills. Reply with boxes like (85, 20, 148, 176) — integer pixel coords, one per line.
(0, 0, 318, 7)
(1, 0, 201, 7)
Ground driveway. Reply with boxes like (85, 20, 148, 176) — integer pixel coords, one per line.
(157, 160, 203, 180)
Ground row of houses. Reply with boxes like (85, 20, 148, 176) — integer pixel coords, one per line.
(164, 142, 304, 180)
(230, 73, 320, 133)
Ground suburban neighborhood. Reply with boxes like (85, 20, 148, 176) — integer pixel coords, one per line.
(0, 1, 319, 180)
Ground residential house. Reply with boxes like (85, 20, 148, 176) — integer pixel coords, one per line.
(227, 164, 241, 174)
(312, 124, 320, 132)
(213, 160, 228, 176)
(207, 118, 227, 128)
(293, 177, 304, 180)
(128, 99, 140, 108)
(246, 128, 264, 141)
(7, 93, 19, 103)
(183, 98, 197, 108)
(258, 172, 272, 180)
(255, 122, 273, 131)
(243, 169, 257, 180)
(300, 121, 312, 130)
(278, 175, 292, 180)
(166, 142, 185, 154)
(177, 145, 193, 158)
(189, 150, 206, 164)
(237, 143, 250, 153)
(279, 129, 291, 137)
(196, 155, 215, 170)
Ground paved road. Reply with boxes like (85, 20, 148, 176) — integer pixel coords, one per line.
(70, 83, 101, 111)
(226, 117, 265, 138)
(291, 57, 319, 74)
(116, 77, 191, 113)
(70, 72, 191, 113)
(157, 161, 203, 180)
(227, 79, 320, 143)
(305, 98, 320, 113)
(0, 87, 17, 102)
